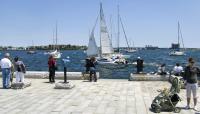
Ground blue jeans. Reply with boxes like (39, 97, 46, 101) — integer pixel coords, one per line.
(2, 68, 11, 88)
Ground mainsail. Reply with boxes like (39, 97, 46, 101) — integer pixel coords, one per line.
(100, 3, 113, 55)
(86, 29, 99, 56)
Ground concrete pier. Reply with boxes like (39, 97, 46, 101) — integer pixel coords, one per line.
(0, 71, 100, 80)
(0, 78, 198, 114)
(129, 73, 169, 81)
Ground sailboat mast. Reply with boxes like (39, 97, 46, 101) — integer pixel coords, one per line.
(55, 22, 58, 50)
(117, 4, 120, 52)
(120, 16, 130, 49)
(179, 23, 185, 50)
(178, 21, 180, 47)
(110, 15, 113, 45)
(52, 29, 55, 50)
(32, 40, 34, 50)
(99, 2, 102, 57)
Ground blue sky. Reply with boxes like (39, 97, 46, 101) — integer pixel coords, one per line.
(0, 0, 200, 48)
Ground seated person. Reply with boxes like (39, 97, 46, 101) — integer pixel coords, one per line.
(173, 63, 183, 76)
(158, 64, 167, 75)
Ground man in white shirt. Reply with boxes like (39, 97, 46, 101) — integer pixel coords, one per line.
(173, 63, 183, 76)
(0, 53, 12, 89)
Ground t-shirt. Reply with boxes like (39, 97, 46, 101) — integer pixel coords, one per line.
(184, 66, 199, 84)
(0, 58, 12, 68)
(48, 59, 56, 68)
(15, 61, 26, 73)
(173, 66, 183, 73)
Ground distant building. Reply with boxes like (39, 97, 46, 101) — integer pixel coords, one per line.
(145, 45, 159, 50)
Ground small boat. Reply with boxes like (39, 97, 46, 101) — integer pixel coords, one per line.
(169, 22, 185, 56)
(125, 49, 137, 53)
(169, 50, 185, 56)
(97, 56, 127, 65)
(27, 50, 37, 54)
(27, 40, 37, 54)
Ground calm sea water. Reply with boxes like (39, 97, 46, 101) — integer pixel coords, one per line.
(0, 49, 200, 79)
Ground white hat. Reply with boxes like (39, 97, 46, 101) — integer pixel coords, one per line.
(5, 53, 10, 57)
(137, 56, 141, 59)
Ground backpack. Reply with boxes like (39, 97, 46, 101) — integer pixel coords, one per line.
(17, 62, 26, 73)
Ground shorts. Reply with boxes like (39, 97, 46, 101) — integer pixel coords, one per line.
(186, 83, 198, 98)
(90, 67, 96, 74)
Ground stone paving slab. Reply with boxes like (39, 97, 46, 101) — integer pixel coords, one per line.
(129, 73, 169, 81)
(0, 78, 199, 114)
(0, 71, 100, 80)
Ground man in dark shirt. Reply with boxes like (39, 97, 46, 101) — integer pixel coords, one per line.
(184, 58, 199, 111)
(136, 57, 144, 73)
(89, 57, 97, 82)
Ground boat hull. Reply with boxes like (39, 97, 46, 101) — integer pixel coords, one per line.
(47, 50, 62, 59)
(169, 51, 185, 56)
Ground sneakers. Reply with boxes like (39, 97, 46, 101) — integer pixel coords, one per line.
(185, 105, 190, 110)
(194, 106, 199, 112)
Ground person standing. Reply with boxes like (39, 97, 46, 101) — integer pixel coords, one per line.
(14, 57, 26, 83)
(7, 56, 15, 83)
(136, 57, 144, 73)
(85, 58, 90, 73)
(48, 55, 56, 83)
(0, 53, 12, 89)
(89, 57, 97, 82)
(184, 58, 199, 111)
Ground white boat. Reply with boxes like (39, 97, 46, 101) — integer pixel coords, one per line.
(27, 50, 37, 54)
(169, 22, 185, 56)
(124, 41, 137, 53)
(119, 15, 137, 54)
(48, 50, 61, 59)
(169, 51, 185, 56)
(46, 23, 61, 59)
(124, 48, 137, 53)
(27, 40, 37, 54)
(86, 3, 127, 65)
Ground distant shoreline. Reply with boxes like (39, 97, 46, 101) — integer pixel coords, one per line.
(1, 47, 200, 51)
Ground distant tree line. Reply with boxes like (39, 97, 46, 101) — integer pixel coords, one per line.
(0, 44, 87, 51)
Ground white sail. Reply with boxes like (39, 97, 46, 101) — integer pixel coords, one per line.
(86, 29, 99, 56)
(100, 3, 113, 55)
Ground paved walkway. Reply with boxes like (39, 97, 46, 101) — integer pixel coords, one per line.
(0, 79, 199, 114)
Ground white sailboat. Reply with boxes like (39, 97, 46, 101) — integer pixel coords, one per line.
(27, 40, 37, 54)
(124, 41, 137, 53)
(48, 23, 61, 59)
(115, 5, 132, 58)
(86, 3, 127, 64)
(169, 22, 185, 56)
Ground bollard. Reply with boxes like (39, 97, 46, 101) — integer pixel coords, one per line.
(63, 57, 70, 83)
(64, 66, 68, 83)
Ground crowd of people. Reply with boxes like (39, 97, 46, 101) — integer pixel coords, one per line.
(0, 53, 199, 111)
